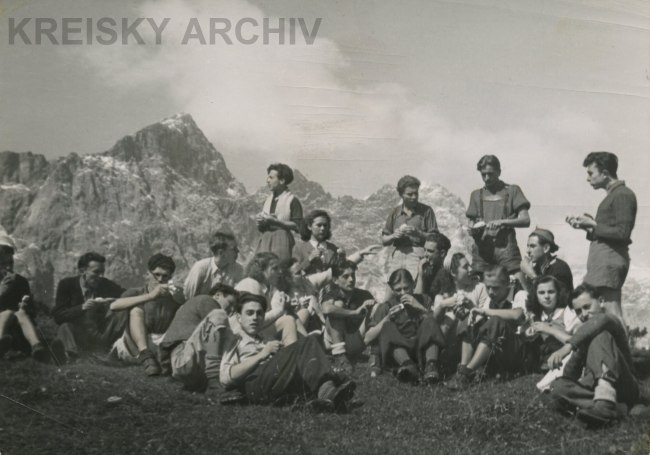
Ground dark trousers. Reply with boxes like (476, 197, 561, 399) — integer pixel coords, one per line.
(57, 310, 128, 355)
(243, 335, 332, 404)
(552, 331, 639, 406)
(377, 315, 446, 368)
(467, 316, 522, 376)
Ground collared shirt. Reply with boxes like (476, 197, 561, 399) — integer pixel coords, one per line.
(382, 202, 438, 248)
(80, 276, 94, 300)
(183, 257, 244, 300)
(538, 306, 581, 335)
(220, 330, 266, 387)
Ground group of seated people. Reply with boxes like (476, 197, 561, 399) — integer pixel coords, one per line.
(0, 151, 640, 427)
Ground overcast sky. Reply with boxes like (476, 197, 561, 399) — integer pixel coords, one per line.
(1, 0, 648, 270)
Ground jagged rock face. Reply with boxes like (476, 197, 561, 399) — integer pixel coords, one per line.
(2, 113, 473, 307)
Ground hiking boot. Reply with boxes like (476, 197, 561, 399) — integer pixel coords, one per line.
(205, 378, 246, 405)
(396, 360, 420, 383)
(31, 343, 50, 363)
(332, 380, 357, 411)
(0, 334, 13, 358)
(423, 360, 440, 385)
(137, 349, 161, 376)
(316, 379, 356, 412)
(577, 400, 619, 428)
(331, 354, 353, 375)
(445, 365, 474, 391)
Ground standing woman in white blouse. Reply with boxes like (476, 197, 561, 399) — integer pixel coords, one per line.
(255, 163, 303, 261)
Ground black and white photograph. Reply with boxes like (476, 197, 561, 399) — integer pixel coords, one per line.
(0, 0, 649, 453)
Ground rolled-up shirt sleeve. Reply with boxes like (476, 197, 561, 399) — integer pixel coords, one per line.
(220, 337, 242, 387)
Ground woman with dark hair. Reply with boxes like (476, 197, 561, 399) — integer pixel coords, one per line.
(292, 209, 341, 275)
(366, 269, 445, 383)
(466, 155, 530, 278)
(381, 175, 438, 279)
(521, 276, 580, 374)
(255, 163, 303, 261)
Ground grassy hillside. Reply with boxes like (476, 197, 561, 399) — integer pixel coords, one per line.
(1, 356, 648, 455)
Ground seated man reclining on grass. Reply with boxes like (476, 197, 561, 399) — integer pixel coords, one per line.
(445, 265, 525, 390)
(159, 283, 239, 398)
(220, 292, 356, 412)
(547, 283, 639, 427)
(109, 253, 185, 376)
(0, 234, 50, 362)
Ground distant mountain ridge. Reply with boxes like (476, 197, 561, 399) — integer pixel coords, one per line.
(0, 113, 475, 305)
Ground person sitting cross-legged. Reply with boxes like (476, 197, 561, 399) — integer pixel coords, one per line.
(109, 253, 184, 376)
(52, 252, 127, 362)
(445, 265, 524, 390)
(366, 269, 446, 384)
(320, 260, 376, 374)
(547, 283, 639, 427)
(220, 292, 357, 411)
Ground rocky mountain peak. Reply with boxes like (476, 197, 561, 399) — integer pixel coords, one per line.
(103, 113, 243, 196)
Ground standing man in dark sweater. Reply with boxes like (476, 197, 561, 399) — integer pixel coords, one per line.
(52, 252, 126, 361)
(566, 152, 637, 319)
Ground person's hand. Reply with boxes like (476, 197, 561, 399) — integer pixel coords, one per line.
(18, 295, 30, 311)
(0, 272, 16, 296)
(566, 214, 595, 230)
(359, 245, 381, 257)
(400, 225, 415, 235)
(148, 284, 170, 299)
(471, 307, 487, 317)
(531, 321, 550, 334)
(520, 256, 536, 279)
(548, 344, 572, 370)
(400, 294, 418, 308)
(260, 340, 282, 358)
(356, 299, 376, 316)
(486, 219, 504, 230)
(308, 249, 322, 262)
(82, 299, 104, 311)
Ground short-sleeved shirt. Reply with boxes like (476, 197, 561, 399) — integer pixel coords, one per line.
(370, 294, 432, 339)
(121, 286, 181, 335)
(261, 195, 303, 232)
(466, 181, 530, 271)
(382, 202, 438, 248)
(183, 257, 244, 300)
(321, 285, 375, 312)
(161, 295, 222, 349)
